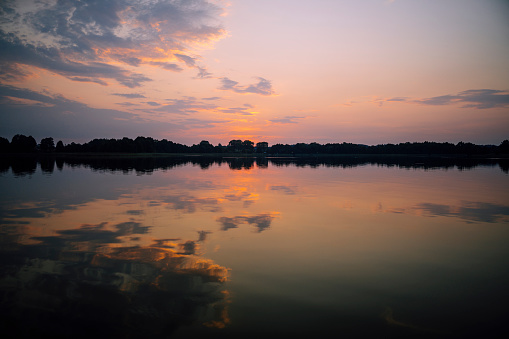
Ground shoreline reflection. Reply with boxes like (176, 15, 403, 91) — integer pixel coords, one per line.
(1, 154, 507, 176)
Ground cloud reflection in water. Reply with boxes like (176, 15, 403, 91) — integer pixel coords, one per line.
(0, 220, 230, 337)
(1, 155, 508, 337)
(217, 213, 279, 232)
(413, 201, 509, 223)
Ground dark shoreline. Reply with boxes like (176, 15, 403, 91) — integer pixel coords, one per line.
(2, 152, 509, 159)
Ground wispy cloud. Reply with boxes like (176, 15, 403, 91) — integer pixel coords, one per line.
(218, 104, 256, 115)
(145, 96, 255, 117)
(148, 62, 183, 72)
(144, 101, 161, 107)
(416, 89, 509, 109)
(372, 89, 509, 109)
(2, 95, 55, 107)
(219, 77, 276, 96)
(175, 54, 197, 68)
(269, 116, 305, 124)
(112, 93, 146, 99)
(67, 77, 108, 86)
(386, 97, 409, 103)
(153, 97, 218, 115)
(116, 102, 138, 107)
(195, 66, 214, 79)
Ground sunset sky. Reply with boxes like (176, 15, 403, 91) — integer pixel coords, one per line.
(1, 0, 508, 146)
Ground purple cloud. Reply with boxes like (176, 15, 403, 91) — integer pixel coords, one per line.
(219, 77, 276, 96)
(383, 89, 509, 109)
(175, 54, 197, 67)
(0, 0, 226, 86)
(269, 116, 305, 124)
(112, 93, 146, 99)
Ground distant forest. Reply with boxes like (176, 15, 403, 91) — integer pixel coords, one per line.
(1, 134, 508, 155)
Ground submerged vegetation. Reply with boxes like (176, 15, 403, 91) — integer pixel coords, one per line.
(1, 134, 508, 155)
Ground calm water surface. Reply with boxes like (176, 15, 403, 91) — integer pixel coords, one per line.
(1, 157, 508, 338)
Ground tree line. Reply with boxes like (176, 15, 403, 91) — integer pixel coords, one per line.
(1, 134, 508, 155)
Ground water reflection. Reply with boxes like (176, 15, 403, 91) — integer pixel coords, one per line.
(217, 213, 278, 232)
(0, 220, 230, 338)
(1, 156, 508, 338)
(162, 195, 222, 213)
(413, 201, 509, 223)
(269, 185, 297, 195)
(1, 154, 508, 176)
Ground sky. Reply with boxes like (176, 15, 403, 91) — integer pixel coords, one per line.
(0, 0, 508, 146)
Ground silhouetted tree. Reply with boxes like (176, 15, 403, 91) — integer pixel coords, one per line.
(40, 137, 55, 152)
(0, 137, 9, 153)
(155, 139, 185, 153)
(498, 140, 509, 154)
(269, 143, 294, 154)
(228, 140, 242, 153)
(56, 140, 65, 152)
(198, 140, 214, 153)
(309, 142, 322, 154)
(65, 142, 83, 152)
(135, 136, 155, 153)
(242, 140, 254, 153)
(293, 143, 310, 154)
(11, 134, 37, 153)
(214, 143, 225, 153)
(256, 142, 268, 153)
(119, 137, 136, 152)
(455, 141, 477, 154)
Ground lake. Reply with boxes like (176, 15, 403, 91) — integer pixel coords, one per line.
(1, 155, 508, 338)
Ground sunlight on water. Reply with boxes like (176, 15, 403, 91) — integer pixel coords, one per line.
(1, 156, 508, 338)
